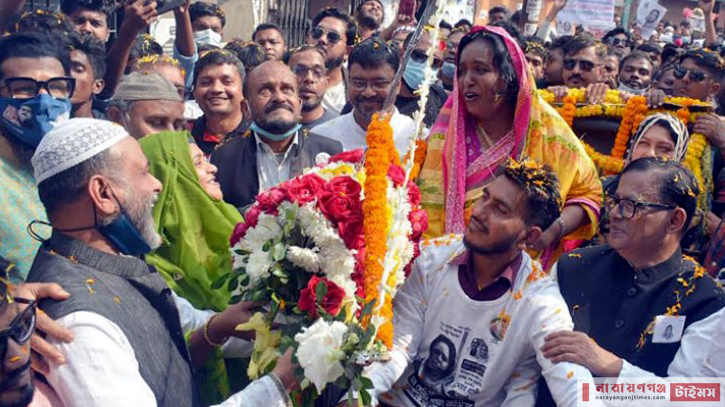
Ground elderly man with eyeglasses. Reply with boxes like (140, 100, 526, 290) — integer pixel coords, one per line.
(535, 157, 725, 406)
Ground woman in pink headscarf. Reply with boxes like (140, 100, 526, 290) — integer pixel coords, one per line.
(418, 25, 602, 269)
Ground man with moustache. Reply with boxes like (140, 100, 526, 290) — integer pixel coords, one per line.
(547, 34, 610, 104)
(285, 46, 337, 130)
(618, 51, 655, 95)
(306, 8, 358, 116)
(344, 159, 603, 407)
(210, 61, 342, 210)
(312, 39, 416, 159)
(355, 0, 385, 40)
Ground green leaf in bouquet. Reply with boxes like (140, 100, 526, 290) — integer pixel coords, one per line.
(360, 388, 372, 406)
(272, 243, 287, 261)
(262, 241, 272, 252)
(210, 273, 230, 290)
(315, 280, 328, 302)
(251, 289, 267, 303)
(360, 301, 375, 319)
(226, 273, 240, 292)
(360, 377, 373, 390)
(239, 273, 250, 286)
(230, 294, 243, 304)
(352, 378, 363, 392)
(279, 335, 296, 352)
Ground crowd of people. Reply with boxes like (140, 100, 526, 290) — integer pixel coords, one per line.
(0, 0, 724, 406)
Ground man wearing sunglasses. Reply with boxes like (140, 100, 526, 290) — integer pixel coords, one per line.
(547, 34, 610, 104)
(602, 28, 632, 57)
(536, 158, 725, 406)
(395, 29, 447, 128)
(306, 8, 358, 116)
(0, 33, 74, 282)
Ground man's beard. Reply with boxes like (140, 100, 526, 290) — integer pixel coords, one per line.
(301, 96, 322, 113)
(257, 102, 299, 134)
(102, 187, 162, 250)
(463, 233, 519, 255)
(325, 56, 345, 71)
(359, 14, 381, 30)
(0, 361, 35, 407)
(353, 95, 385, 121)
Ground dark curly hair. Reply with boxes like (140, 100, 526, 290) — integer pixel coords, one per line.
(503, 158, 562, 230)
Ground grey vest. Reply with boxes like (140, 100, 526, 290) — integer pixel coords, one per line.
(27, 232, 200, 407)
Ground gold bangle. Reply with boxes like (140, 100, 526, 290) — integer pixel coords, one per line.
(203, 314, 225, 347)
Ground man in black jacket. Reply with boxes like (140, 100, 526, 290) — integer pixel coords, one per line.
(211, 61, 342, 211)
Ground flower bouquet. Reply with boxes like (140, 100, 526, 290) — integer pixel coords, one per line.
(220, 115, 427, 406)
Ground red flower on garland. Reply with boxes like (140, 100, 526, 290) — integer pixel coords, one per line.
(317, 177, 362, 223)
(287, 173, 326, 204)
(407, 181, 421, 206)
(387, 164, 405, 187)
(232, 206, 262, 243)
(329, 149, 365, 164)
(298, 276, 346, 318)
(256, 187, 290, 215)
(409, 209, 428, 241)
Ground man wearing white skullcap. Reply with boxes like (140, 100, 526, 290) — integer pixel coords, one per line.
(27, 118, 297, 407)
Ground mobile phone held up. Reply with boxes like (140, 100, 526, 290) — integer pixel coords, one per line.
(155, 0, 186, 16)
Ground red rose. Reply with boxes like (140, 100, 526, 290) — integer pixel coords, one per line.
(229, 222, 246, 247)
(338, 217, 364, 250)
(404, 243, 421, 277)
(407, 181, 421, 206)
(329, 149, 365, 164)
(387, 164, 405, 187)
(317, 177, 362, 223)
(298, 276, 346, 318)
(287, 174, 325, 204)
(409, 209, 428, 241)
(256, 187, 290, 214)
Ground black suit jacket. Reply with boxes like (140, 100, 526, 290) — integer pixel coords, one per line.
(210, 130, 343, 211)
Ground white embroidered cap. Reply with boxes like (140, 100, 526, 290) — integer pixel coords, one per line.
(32, 118, 129, 185)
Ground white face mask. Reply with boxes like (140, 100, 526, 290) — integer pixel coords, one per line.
(194, 29, 222, 47)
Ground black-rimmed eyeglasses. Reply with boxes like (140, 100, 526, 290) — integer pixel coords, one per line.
(605, 195, 676, 219)
(0, 77, 75, 100)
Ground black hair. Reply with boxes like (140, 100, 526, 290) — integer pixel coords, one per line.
(680, 20, 691, 29)
(524, 36, 548, 59)
(225, 41, 268, 73)
(661, 44, 683, 66)
(621, 157, 698, 232)
(454, 19, 472, 29)
(502, 159, 562, 230)
(636, 42, 662, 57)
(458, 28, 519, 108)
(355, 0, 385, 20)
(620, 50, 655, 73)
(606, 47, 622, 61)
(14, 9, 76, 38)
(189, 1, 226, 27)
(602, 27, 631, 44)
(550, 35, 573, 51)
(563, 33, 606, 62)
(126, 34, 162, 74)
(282, 44, 326, 65)
(194, 49, 246, 87)
(681, 48, 725, 81)
(311, 7, 358, 46)
(510, 10, 523, 27)
(348, 37, 399, 72)
(0, 33, 71, 81)
(439, 20, 453, 31)
(654, 60, 677, 82)
(38, 148, 118, 215)
(69, 32, 107, 80)
(488, 6, 509, 18)
(252, 23, 285, 43)
(490, 20, 524, 48)
(197, 43, 220, 54)
(60, 0, 115, 18)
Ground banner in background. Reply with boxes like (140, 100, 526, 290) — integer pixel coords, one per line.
(636, 0, 666, 40)
(556, 0, 616, 38)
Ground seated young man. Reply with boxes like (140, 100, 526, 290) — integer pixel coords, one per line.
(349, 160, 603, 407)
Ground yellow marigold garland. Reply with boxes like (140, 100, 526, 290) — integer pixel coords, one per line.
(362, 113, 394, 348)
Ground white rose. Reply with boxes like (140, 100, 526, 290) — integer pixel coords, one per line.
(294, 319, 348, 392)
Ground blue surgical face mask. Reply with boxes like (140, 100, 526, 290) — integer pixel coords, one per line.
(441, 61, 456, 79)
(98, 207, 152, 256)
(0, 94, 71, 148)
(250, 121, 302, 141)
(404, 59, 437, 91)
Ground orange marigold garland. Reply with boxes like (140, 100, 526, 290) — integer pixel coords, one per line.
(362, 113, 394, 347)
(611, 96, 646, 159)
(403, 139, 428, 181)
(560, 95, 577, 127)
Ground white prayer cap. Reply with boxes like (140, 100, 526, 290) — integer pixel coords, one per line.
(32, 118, 129, 185)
